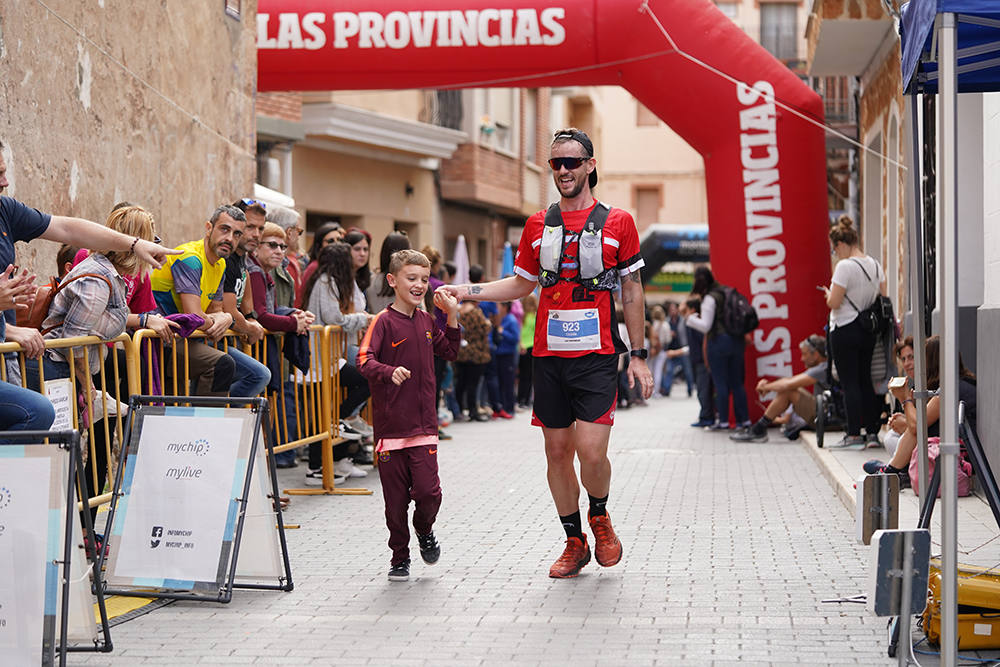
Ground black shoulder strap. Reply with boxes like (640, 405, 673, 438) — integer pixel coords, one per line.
(583, 201, 611, 233)
(543, 203, 563, 228)
(849, 257, 875, 284)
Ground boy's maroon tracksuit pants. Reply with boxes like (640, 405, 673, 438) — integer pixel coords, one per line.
(378, 445, 442, 565)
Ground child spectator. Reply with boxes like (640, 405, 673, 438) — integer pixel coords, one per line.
(358, 249, 460, 581)
(491, 301, 520, 418)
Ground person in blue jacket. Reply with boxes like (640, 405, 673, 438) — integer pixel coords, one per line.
(492, 301, 521, 419)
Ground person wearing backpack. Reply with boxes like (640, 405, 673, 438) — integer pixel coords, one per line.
(685, 265, 750, 430)
(822, 215, 886, 449)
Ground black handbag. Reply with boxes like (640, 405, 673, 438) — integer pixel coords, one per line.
(845, 258, 893, 336)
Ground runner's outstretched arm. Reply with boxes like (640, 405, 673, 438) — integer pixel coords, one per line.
(437, 275, 535, 303)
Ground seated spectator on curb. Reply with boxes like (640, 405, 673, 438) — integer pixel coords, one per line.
(368, 231, 411, 314)
(863, 335, 976, 488)
(882, 337, 915, 459)
(151, 205, 250, 397)
(730, 334, 829, 443)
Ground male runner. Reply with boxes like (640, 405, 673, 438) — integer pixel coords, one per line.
(438, 128, 653, 578)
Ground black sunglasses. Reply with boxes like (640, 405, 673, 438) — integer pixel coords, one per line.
(262, 240, 288, 251)
(547, 156, 590, 171)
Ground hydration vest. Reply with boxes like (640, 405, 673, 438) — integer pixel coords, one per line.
(537, 201, 618, 291)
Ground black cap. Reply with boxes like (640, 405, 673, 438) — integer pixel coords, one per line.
(553, 129, 598, 188)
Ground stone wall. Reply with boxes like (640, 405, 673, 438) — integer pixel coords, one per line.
(0, 1, 257, 273)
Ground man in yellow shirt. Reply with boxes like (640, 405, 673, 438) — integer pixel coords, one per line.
(152, 205, 268, 397)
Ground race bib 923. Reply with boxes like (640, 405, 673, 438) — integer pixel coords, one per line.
(546, 308, 601, 351)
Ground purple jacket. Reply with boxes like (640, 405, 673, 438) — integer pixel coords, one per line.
(358, 306, 459, 439)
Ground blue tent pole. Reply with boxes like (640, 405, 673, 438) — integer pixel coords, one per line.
(939, 12, 959, 667)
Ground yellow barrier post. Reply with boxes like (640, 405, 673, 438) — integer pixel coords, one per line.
(282, 324, 371, 496)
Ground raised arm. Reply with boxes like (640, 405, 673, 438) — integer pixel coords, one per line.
(42, 215, 178, 269)
(439, 275, 536, 303)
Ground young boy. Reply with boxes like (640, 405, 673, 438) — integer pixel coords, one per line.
(358, 249, 461, 581)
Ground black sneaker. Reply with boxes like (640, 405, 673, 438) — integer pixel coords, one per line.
(729, 427, 767, 443)
(782, 422, 808, 441)
(863, 460, 911, 488)
(388, 560, 410, 581)
(417, 531, 440, 565)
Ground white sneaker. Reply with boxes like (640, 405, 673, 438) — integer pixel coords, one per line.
(344, 415, 374, 437)
(337, 420, 364, 441)
(334, 458, 368, 478)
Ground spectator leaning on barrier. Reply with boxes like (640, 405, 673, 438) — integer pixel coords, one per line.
(151, 205, 253, 397)
(248, 223, 314, 336)
(730, 334, 829, 443)
(296, 220, 344, 308)
(0, 143, 175, 431)
(223, 199, 268, 347)
(26, 205, 154, 401)
(267, 204, 305, 300)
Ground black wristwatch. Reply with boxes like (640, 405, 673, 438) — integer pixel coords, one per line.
(629, 348, 649, 360)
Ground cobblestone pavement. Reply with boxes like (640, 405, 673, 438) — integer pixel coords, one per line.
(75, 396, 910, 666)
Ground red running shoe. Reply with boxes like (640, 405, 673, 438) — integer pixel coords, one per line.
(548, 536, 591, 578)
(588, 512, 623, 567)
(496, 410, 514, 419)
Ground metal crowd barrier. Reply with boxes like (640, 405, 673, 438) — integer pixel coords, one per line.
(0, 323, 372, 511)
(0, 333, 136, 512)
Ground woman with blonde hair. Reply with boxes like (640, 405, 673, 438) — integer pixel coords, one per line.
(822, 215, 887, 448)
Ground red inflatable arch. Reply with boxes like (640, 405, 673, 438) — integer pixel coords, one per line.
(257, 0, 831, 415)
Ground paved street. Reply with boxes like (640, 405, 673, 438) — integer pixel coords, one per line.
(77, 396, 909, 665)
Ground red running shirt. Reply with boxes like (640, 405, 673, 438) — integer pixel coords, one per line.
(513, 203, 644, 357)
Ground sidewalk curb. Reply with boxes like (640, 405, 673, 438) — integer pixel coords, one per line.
(799, 431, 858, 516)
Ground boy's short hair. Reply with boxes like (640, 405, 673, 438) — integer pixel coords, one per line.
(388, 249, 430, 275)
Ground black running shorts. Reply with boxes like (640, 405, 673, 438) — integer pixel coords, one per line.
(531, 353, 618, 429)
